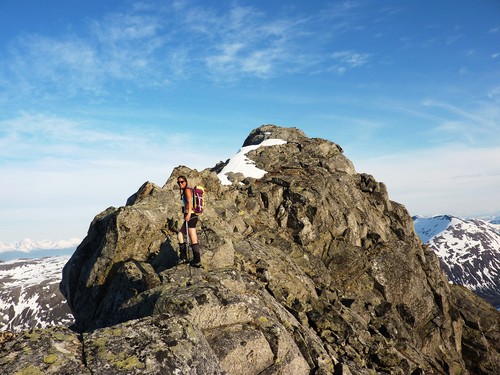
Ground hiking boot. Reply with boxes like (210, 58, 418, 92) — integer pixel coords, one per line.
(178, 243, 189, 264)
(190, 260, 202, 268)
(190, 243, 202, 268)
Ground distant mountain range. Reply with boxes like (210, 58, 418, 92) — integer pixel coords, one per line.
(0, 238, 80, 262)
(413, 215, 500, 309)
(0, 238, 81, 252)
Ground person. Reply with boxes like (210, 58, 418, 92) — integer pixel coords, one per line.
(177, 175, 202, 267)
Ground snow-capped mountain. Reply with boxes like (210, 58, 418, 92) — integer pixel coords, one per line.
(490, 216, 500, 225)
(0, 238, 80, 262)
(413, 215, 500, 308)
(0, 256, 74, 331)
(0, 238, 81, 252)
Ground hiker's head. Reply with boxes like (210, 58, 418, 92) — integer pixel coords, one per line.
(177, 176, 187, 188)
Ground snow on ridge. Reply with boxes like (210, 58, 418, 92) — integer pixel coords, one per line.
(416, 215, 500, 265)
(217, 138, 287, 185)
(415, 215, 500, 260)
(413, 215, 452, 243)
(413, 214, 500, 306)
(0, 238, 81, 253)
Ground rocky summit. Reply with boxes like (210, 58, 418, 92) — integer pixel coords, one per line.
(1, 125, 499, 374)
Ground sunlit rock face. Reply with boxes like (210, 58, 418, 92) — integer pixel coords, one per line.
(2, 125, 499, 375)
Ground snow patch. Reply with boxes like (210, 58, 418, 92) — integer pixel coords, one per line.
(413, 215, 500, 302)
(0, 256, 74, 331)
(413, 215, 452, 243)
(0, 256, 69, 289)
(217, 138, 287, 185)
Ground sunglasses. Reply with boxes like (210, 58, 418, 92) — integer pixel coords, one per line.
(177, 180, 186, 185)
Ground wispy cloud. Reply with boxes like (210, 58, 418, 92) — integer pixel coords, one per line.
(328, 50, 370, 74)
(422, 99, 500, 146)
(356, 145, 500, 217)
(488, 86, 500, 99)
(0, 113, 220, 170)
(0, 1, 376, 98)
(4, 9, 171, 98)
(0, 114, 134, 162)
(182, 4, 303, 81)
(6, 35, 102, 96)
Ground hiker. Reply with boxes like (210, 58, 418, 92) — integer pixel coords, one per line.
(177, 175, 202, 267)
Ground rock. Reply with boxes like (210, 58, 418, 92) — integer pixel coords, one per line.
(3, 125, 499, 374)
(0, 326, 90, 375)
(84, 314, 224, 374)
(115, 265, 318, 374)
(242, 124, 308, 146)
(451, 284, 500, 374)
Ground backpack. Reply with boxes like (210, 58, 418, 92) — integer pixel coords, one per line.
(191, 186, 205, 214)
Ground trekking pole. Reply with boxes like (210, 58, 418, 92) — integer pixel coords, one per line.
(186, 219, 193, 278)
(185, 219, 190, 259)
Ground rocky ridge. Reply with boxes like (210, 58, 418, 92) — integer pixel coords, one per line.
(1, 125, 499, 374)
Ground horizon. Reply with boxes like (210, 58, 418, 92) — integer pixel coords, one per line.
(3, 211, 499, 262)
(1, 1, 499, 243)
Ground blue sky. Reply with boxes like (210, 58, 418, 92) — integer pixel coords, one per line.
(0, 0, 499, 243)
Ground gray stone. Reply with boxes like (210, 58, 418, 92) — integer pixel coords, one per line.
(2, 125, 498, 374)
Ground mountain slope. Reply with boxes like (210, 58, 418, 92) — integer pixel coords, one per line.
(0, 256, 74, 331)
(2, 125, 499, 375)
(414, 215, 500, 307)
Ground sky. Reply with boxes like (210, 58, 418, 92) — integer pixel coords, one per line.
(0, 0, 499, 244)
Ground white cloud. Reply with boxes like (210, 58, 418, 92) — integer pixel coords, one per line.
(356, 146, 500, 217)
(327, 50, 370, 74)
(0, 114, 224, 175)
(2, 10, 171, 98)
(0, 1, 377, 95)
(187, 5, 300, 81)
(488, 86, 500, 99)
(90, 13, 162, 42)
(206, 43, 245, 68)
(422, 99, 500, 146)
(331, 51, 370, 67)
(7, 34, 103, 96)
(0, 114, 137, 161)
